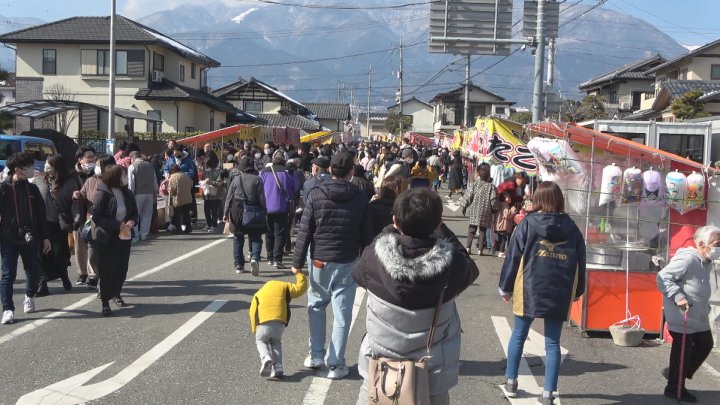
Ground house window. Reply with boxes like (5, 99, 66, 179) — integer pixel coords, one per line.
(679, 68, 688, 80)
(711, 64, 720, 80)
(608, 92, 619, 104)
(146, 110, 162, 133)
(191, 63, 196, 79)
(42, 49, 56, 75)
(97, 50, 110, 75)
(180, 65, 185, 82)
(659, 134, 704, 163)
(244, 101, 262, 112)
(153, 52, 165, 72)
(81, 50, 144, 76)
(495, 106, 506, 115)
(209, 110, 215, 131)
(631, 91, 643, 110)
(185, 127, 195, 133)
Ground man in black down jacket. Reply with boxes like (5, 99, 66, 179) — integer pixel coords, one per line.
(292, 151, 372, 380)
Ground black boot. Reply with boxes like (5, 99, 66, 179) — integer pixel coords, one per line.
(35, 280, 50, 297)
(61, 274, 72, 291)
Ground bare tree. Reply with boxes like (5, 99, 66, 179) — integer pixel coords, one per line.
(44, 83, 78, 135)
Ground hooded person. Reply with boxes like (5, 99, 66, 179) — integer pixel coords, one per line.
(352, 188, 479, 404)
(498, 181, 586, 405)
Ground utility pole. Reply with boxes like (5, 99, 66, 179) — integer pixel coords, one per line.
(532, 0, 547, 123)
(367, 65, 372, 138)
(398, 36, 404, 136)
(463, 55, 471, 127)
(107, 0, 116, 152)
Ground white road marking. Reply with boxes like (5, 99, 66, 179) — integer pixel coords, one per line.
(16, 300, 228, 405)
(492, 316, 566, 404)
(0, 237, 229, 347)
(701, 362, 720, 379)
(445, 200, 461, 212)
(301, 288, 367, 405)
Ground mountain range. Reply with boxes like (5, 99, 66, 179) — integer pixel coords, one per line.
(0, 1, 691, 109)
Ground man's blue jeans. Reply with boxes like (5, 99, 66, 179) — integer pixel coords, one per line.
(1, 242, 41, 311)
(233, 230, 262, 268)
(307, 259, 357, 367)
(505, 315, 564, 392)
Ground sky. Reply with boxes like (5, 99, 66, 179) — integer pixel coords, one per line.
(0, 0, 717, 47)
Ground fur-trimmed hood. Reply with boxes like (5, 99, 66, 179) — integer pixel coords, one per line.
(374, 232, 453, 282)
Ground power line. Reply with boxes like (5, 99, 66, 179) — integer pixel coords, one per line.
(217, 40, 424, 67)
(239, 0, 429, 10)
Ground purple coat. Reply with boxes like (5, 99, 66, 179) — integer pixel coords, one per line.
(259, 164, 299, 214)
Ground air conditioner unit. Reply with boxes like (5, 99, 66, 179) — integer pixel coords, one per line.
(621, 102, 631, 110)
(151, 70, 164, 83)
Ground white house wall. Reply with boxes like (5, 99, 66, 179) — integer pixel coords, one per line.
(14, 42, 215, 136)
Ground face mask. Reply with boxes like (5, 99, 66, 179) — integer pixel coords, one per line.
(82, 162, 96, 173)
(22, 167, 35, 179)
(254, 153, 262, 160)
(94, 165, 102, 176)
(121, 176, 128, 187)
(708, 247, 720, 261)
(264, 149, 272, 155)
(44, 163, 54, 174)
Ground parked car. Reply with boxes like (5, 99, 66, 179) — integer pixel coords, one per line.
(0, 135, 58, 173)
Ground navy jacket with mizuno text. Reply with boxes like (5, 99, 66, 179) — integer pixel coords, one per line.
(499, 212, 586, 320)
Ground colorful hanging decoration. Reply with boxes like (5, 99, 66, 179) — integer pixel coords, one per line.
(684, 171, 706, 212)
(599, 163, 623, 206)
(621, 167, 643, 204)
(640, 168, 664, 207)
(527, 138, 584, 177)
(665, 170, 687, 214)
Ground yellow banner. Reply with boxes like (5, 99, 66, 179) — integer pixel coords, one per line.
(467, 117, 536, 175)
(300, 131, 333, 143)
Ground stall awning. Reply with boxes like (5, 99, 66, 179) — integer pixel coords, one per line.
(0, 100, 162, 122)
(526, 122, 714, 172)
(176, 125, 248, 145)
(300, 131, 333, 143)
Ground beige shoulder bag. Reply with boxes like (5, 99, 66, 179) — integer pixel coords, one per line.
(367, 282, 447, 405)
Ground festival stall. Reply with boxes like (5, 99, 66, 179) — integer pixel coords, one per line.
(177, 125, 264, 153)
(525, 122, 715, 336)
(407, 132, 434, 147)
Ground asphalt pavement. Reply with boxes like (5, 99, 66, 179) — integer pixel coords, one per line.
(1, 196, 719, 405)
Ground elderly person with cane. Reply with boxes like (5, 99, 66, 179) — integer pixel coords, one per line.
(657, 225, 719, 402)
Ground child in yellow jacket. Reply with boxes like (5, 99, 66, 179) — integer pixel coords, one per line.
(249, 268, 308, 378)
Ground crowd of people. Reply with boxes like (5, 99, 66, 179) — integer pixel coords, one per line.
(0, 135, 716, 405)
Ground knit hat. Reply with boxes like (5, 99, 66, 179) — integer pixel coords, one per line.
(238, 156, 254, 173)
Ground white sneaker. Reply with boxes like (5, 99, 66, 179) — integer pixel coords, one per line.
(251, 260, 260, 276)
(23, 295, 35, 314)
(1, 310, 14, 324)
(270, 363, 284, 379)
(304, 356, 325, 370)
(327, 364, 349, 380)
(260, 357, 273, 377)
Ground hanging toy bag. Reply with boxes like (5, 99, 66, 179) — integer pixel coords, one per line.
(684, 171, 706, 213)
(599, 163, 623, 206)
(665, 171, 688, 214)
(621, 167, 643, 204)
(641, 168, 664, 207)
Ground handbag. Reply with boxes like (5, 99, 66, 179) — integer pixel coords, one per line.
(366, 282, 448, 405)
(80, 218, 94, 242)
(236, 177, 267, 230)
